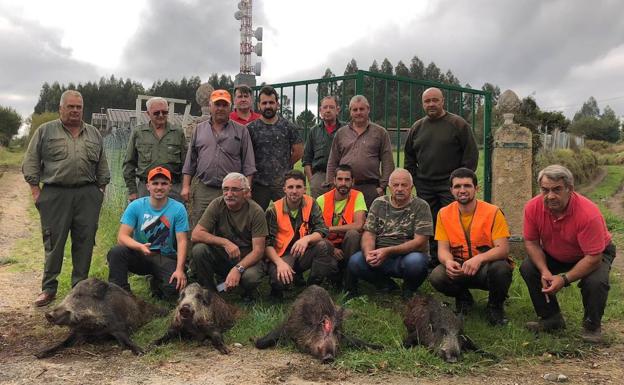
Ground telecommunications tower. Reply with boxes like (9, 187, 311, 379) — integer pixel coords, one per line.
(234, 0, 262, 86)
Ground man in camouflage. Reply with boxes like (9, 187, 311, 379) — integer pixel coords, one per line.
(348, 168, 433, 298)
(123, 96, 187, 202)
(23, 90, 110, 307)
(247, 86, 303, 210)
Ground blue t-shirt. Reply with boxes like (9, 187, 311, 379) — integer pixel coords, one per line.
(120, 197, 189, 256)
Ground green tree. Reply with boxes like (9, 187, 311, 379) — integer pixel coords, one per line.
(573, 96, 600, 121)
(27, 112, 59, 141)
(296, 109, 316, 129)
(409, 55, 425, 79)
(317, 68, 336, 99)
(0, 106, 22, 146)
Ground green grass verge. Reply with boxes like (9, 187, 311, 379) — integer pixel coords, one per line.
(0, 147, 24, 167)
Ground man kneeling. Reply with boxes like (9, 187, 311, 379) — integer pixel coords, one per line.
(191, 172, 267, 302)
(429, 168, 512, 325)
(348, 168, 432, 298)
(521, 165, 615, 343)
(108, 166, 188, 299)
(265, 170, 337, 300)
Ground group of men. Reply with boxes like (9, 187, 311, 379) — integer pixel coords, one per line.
(23, 86, 615, 343)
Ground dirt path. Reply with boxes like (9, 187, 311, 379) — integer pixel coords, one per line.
(1, 168, 624, 385)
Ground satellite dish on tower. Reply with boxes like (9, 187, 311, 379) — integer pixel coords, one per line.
(254, 27, 263, 41)
(234, 10, 243, 20)
(254, 42, 263, 57)
(254, 62, 262, 76)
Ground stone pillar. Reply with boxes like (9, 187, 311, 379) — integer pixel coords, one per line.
(492, 90, 532, 258)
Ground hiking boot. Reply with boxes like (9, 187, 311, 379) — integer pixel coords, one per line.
(376, 279, 400, 293)
(526, 313, 566, 333)
(455, 291, 474, 315)
(581, 326, 603, 344)
(485, 304, 508, 326)
(34, 291, 56, 307)
(269, 286, 284, 302)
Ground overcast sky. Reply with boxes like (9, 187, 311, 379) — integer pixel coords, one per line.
(1, 0, 623, 121)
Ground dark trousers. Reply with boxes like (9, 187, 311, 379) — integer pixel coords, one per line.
(37, 184, 103, 294)
(414, 180, 453, 259)
(309, 171, 329, 199)
(332, 230, 362, 290)
(267, 241, 338, 290)
(429, 259, 513, 305)
(348, 251, 430, 291)
(252, 183, 284, 211)
(354, 182, 382, 209)
(519, 242, 616, 326)
(191, 243, 264, 292)
(107, 245, 179, 299)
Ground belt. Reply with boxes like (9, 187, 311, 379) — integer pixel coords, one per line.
(45, 182, 95, 188)
(355, 178, 379, 185)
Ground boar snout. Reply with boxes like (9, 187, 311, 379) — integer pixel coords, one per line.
(45, 309, 71, 325)
(179, 304, 193, 319)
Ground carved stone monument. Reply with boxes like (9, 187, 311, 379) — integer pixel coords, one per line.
(492, 90, 533, 258)
(183, 83, 214, 139)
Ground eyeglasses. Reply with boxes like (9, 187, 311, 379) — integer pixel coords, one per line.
(222, 187, 245, 193)
(152, 110, 169, 116)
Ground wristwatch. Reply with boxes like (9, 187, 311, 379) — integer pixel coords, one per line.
(560, 273, 570, 287)
(235, 264, 246, 274)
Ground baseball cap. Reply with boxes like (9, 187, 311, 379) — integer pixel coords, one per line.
(210, 89, 232, 104)
(147, 166, 172, 182)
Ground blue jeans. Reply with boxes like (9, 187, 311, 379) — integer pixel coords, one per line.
(348, 251, 430, 291)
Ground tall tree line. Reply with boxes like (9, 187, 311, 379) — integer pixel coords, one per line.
(34, 74, 234, 122)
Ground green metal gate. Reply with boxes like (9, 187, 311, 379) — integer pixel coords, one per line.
(253, 70, 492, 201)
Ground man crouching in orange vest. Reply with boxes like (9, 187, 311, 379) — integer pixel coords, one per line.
(264, 169, 338, 300)
(429, 167, 513, 325)
(316, 164, 367, 291)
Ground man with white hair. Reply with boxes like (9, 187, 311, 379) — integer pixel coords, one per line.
(325, 94, 395, 208)
(123, 96, 187, 202)
(348, 168, 433, 299)
(191, 172, 267, 302)
(23, 90, 110, 306)
(521, 164, 615, 343)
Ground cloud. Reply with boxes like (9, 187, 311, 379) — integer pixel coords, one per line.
(0, 10, 99, 117)
(119, 0, 269, 83)
(268, 0, 624, 117)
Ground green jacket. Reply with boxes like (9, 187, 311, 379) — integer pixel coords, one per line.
(123, 122, 187, 194)
(22, 119, 110, 187)
(302, 120, 345, 173)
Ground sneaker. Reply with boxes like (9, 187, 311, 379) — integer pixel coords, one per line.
(455, 291, 474, 315)
(485, 304, 508, 326)
(581, 326, 603, 344)
(526, 313, 566, 333)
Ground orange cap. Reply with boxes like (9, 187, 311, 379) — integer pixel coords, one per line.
(147, 166, 172, 182)
(210, 89, 232, 104)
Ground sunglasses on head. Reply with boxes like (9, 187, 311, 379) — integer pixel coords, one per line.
(153, 110, 169, 116)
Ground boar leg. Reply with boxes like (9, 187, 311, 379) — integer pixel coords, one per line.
(339, 332, 383, 350)
(255, 326, 285, 349)
(110, 331, 144, 355)
(152, 328, 181, 346)
(403, 331, 421, 348)
(35, 331, 81, 358)
(204, 329, 229, 354)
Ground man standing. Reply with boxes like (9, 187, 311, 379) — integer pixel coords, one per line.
(429, 168, 512, 325)
(326, 95, 394, 208)
(123, 96, 187, 202)
(23, 90, 110, 307)
(182, 89, 256, 227)
(107, 166, 188, 300)
(521, 165, 615, 343)
(316, 164, 366, 290)
(248, 86, 303, 210)
(229, 84, 261, 125)
(265, 170, 337, 299)
(348, 169, 432, 298)
(404, 87, 479, 257)
(302, 96, 345, 198)
(191, 172, 267, 302)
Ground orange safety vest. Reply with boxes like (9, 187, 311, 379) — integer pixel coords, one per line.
(321, 189, 360, 246)
(438, 200, 499, 261)
(274, 195, 314, 257)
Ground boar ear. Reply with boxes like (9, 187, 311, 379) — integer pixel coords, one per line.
(202, 288, 213, 304)
(90, 279, 109, 299)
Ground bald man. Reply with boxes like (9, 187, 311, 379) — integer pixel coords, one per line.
(404, 87, 478, 259)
